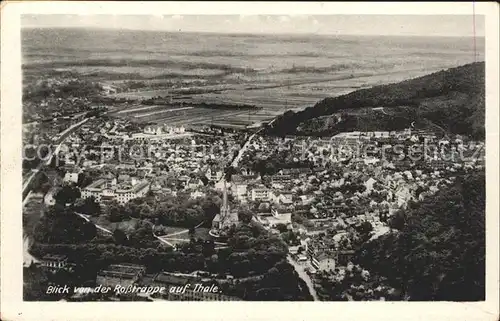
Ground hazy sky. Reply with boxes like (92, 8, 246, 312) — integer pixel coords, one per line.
(22, 14, 485, 37)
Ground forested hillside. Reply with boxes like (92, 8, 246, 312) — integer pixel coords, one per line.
(354, 171, 485, 301)
(267, 62, 485, 139)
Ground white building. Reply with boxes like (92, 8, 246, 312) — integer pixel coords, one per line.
(206, 168, 223, 182)
(273, 193, 293, 206)
(144, 125, 163, 135)
(268, 207, 292, 226)
(231, 182, 248, 202)
(364, 177, 377, 193)
(250, 185, 272, 202)
(63, 172, 79, 183)
(81, 178, 150, 205)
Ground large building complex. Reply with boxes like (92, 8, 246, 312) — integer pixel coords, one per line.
(81, 178, 150, 205)
(96, 263, 146, 288)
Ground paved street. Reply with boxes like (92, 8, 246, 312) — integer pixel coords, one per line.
(287, 255, 319, 301)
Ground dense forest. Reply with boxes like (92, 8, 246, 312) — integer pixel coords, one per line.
(28, 220, 312, 301)
(23, 79, 103, 101)
(33, 204, 97, 244)
(353, 171, 485, 301)
(266, 62, 485, 139)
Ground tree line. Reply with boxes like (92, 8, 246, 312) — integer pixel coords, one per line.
(354, 170, 485, 300)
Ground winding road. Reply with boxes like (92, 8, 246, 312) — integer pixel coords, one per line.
(217, 116, 278, 186)
(22, 117, 91, 199)
(287, 255, 319, 301)
(233, 118, 278, 167)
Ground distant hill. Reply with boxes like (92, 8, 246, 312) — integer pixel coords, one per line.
(266, 62, 485, 139)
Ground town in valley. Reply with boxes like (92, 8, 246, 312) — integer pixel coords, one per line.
(22, 16, 486, 302)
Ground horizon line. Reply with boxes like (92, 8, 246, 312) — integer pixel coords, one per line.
(20, 26, 485, 38)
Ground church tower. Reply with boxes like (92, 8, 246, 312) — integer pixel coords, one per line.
(210, 178, 239, 237)
(220, 179, 229, 222)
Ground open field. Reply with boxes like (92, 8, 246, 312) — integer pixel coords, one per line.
(23, 29, 483, 129)
(92, 217, 140, 233)
(107, 67, 438, 127)
(111, 106, 260, 127)
(68, 66, 227, 78)
(115, 104, 180, 114)
(159, 227, 212, 246)
(106, 66, 467, 124)
(161, 226, 187, 235)
(132, 107, 194, 118)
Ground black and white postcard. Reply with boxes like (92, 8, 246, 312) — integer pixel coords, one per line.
(1, 2, 498, 321)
